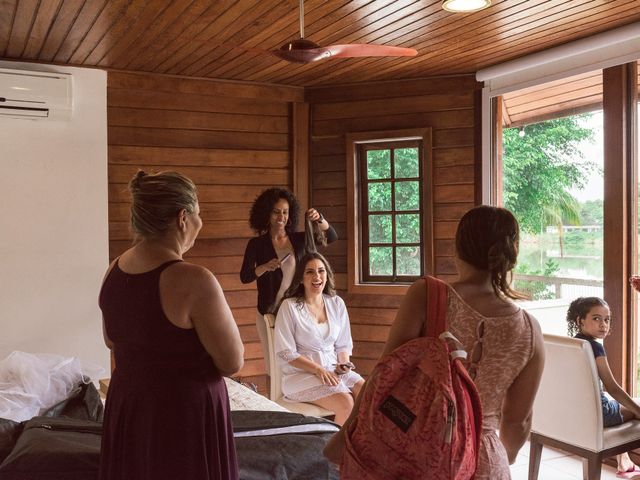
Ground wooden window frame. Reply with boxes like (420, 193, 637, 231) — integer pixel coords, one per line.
(488, 62, 638, 391)
(346, 128, 433, 295)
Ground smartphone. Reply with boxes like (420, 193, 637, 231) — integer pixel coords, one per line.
(337, 362, 355, 371)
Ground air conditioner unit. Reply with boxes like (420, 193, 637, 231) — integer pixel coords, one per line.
(0, 68, 72, 120)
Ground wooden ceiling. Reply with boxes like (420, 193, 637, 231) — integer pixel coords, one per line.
(0, 0, 639, 87)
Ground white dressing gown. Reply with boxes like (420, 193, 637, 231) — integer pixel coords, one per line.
(274, 295, 363, 401)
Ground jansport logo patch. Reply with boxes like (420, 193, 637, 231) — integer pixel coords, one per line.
(379, 395, 416, 433)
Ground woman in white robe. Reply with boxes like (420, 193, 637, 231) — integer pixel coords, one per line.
(274, 252, 364, 425)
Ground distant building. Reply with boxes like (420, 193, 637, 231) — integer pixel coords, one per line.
(545, 225, 602, 234)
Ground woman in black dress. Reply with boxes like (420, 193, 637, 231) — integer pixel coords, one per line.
(99, 170, 244, 480)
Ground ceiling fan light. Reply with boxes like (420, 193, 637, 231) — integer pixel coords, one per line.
(442, 0, 491, 12)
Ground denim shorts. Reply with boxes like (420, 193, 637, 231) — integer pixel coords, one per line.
(602, 392, 624, 427)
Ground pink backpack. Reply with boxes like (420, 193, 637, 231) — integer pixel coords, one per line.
(341, 276, 482, 479)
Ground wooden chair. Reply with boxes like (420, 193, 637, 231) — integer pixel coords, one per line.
(261, 313, 334, 419)
(529, 334, 640, 480)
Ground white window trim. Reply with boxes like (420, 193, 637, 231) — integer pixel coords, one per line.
(477, 22, 640, 203)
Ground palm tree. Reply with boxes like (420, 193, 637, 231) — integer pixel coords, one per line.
(540, 190, 581, 258)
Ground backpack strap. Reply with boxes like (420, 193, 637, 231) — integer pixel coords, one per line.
(423, 275, 448, 338)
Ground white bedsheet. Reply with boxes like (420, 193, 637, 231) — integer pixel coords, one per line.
(224, 377, 289, 412)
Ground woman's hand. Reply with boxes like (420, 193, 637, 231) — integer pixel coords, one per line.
(306, 208, 324, 224)
(315, 367, 340, 386)
(256, 257, 281, 276)
(334, 362, 355, 375)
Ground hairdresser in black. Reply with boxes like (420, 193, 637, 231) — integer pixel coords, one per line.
(240, 188, 337, 372)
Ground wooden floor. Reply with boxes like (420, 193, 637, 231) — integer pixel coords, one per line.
(511, 442, 623, 479)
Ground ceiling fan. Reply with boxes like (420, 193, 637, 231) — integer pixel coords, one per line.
(272, 0, 418, 64)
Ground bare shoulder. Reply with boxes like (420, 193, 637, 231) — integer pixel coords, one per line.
(406, 278, 427, 304)
(163, 262, 220, 294)
(396, 278, 428, 322)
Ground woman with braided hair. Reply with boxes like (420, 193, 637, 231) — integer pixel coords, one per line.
(325, 205, 544, 479)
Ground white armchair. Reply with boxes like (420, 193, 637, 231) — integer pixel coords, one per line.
(529, 334, 640, 480)
(260, 313, 334, 419)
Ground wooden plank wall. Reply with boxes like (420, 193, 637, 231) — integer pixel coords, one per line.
(106, 71, 303, 393)
(306, 75, 481, 376)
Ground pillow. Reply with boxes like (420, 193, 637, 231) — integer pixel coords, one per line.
(0, 417, 22, 464)
(0, 416, 101, 480)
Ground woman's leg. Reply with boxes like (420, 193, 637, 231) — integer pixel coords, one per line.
(311, 393, 354, 425)
(351, 379, 365, 399)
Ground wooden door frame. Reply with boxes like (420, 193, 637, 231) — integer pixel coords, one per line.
(603, 62, 638, 390)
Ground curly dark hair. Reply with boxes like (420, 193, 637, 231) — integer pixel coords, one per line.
(455, 205, 526, 300)
(281, 252, 336, 307)
(248, 188, 300, 235)
(566, 297, 609, 337)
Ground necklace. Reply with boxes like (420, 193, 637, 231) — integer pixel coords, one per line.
(305, 297, 326, 324)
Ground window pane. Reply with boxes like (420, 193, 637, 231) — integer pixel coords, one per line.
(394, 148, 419, 178)
(369, 247, 393, 275)
(368, 182, 391, 211)
(497, 68, 604, 341)
(396, 214, 420, 243)
(369, 214, 392, 243)
(367, 150, 391, 179)
(397, 246, 421, 275)
(395, 181, 419, 210)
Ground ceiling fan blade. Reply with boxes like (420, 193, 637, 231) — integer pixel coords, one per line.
(323, 44, 418, 58)
(271, 47, 330, 64)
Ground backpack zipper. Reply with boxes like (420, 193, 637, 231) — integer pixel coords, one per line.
(34, 423, 102, 435)
(444, 399, 455, 444)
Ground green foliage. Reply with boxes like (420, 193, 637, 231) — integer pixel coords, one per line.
(578, 199, 604, 226)
(563, 229, 601, 245)
(366, 150, 390, 179)
(394, 148, 419, 178)
(397, 246, 421, 275)
(368, 182, 391, 211)
(503, 116, 597, 234)
(369, 214, 392, 243)
(365, 147, 422, 278)
(514, 259, 561, 300)
(369, 246, 392, 275)
(396, 181, 419, 210)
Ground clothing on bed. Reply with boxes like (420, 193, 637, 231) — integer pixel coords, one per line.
(232, 411, 339, 480)
(98, 260, 238, 480)
(0, 410, 340, 480)
(274, 295, 363, 402)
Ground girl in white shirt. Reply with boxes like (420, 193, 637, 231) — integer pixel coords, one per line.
(274, 252, 364, 425)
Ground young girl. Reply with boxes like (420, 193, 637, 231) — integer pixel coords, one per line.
(567, 297, 640, 478)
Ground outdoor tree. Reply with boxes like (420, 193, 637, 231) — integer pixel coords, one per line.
(578, 199, 604, 226)
(503, 116, 597, 238)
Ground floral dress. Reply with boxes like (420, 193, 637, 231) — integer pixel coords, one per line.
(446, 286, 535, 480)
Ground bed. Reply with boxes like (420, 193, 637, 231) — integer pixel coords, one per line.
(0, 378, 340, 480)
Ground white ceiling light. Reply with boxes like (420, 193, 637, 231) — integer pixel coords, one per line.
(442, 0, 491, 13)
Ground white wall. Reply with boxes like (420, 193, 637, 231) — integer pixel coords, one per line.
(0, 61, 110, 376)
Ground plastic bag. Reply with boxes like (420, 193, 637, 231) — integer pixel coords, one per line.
(0, 351, 104, 422)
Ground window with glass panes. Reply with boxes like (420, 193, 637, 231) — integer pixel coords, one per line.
(360, 140, 424, 282)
